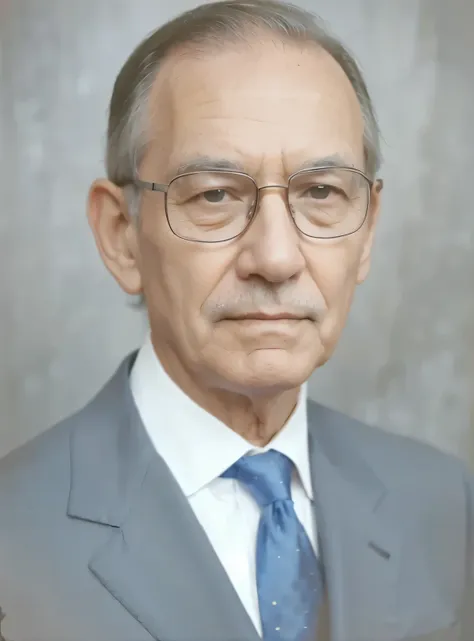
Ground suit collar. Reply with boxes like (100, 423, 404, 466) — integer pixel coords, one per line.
(308, 400, 404, 641)
(68, 352, 259, 641)
(88, 441, 260, 641)
(67, 351, 150, 527)
(307, 399, 388, 512)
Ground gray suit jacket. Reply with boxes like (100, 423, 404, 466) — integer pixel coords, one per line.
(0, 353, 473, 641)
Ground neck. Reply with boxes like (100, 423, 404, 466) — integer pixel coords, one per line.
(211, 388, 300, 447)
(151, 338, 301, 447)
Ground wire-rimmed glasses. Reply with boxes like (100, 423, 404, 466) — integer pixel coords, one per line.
(130, 166, 373, 243)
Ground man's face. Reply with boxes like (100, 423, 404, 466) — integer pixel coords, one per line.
(122, 39, 379, 395)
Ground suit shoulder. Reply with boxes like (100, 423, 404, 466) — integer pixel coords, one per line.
(0, 355, 129, 492)
(0, 416, 71, 474)
(0, 415, 74, 509)
(308, 399, 469, 488)
(0, 393, 102, 512)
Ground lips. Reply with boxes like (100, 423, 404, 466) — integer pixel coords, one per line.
(227, 313, 305, 321)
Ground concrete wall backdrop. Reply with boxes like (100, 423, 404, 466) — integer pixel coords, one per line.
(1, 0, 473, 461)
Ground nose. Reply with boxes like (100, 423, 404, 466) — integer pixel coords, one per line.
(235, 187, 306, 284)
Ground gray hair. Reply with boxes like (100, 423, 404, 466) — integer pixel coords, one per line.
(106, 0, 382, 215)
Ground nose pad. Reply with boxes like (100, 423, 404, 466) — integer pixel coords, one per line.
(247, 204, 256, 222)
(288, 201, 297, 221)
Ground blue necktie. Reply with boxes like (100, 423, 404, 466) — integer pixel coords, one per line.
(221, 449, 323, 641)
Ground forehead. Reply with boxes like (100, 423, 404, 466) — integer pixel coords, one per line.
(146, 39, 365, 176)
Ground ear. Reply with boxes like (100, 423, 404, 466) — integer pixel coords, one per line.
(356, 178, 383, 284)
(87, 179, 143, 295)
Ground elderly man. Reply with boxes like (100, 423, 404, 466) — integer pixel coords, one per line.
(0, 1, 472, 640)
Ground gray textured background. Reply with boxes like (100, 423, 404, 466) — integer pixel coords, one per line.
(1, 0, 473, 462)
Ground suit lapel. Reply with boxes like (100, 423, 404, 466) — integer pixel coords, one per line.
(89, 454, 259, 641)
(68, 354, 259, 641)
(308, 401, 403, 641)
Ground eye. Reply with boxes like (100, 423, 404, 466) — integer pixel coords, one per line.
(203, 189, 227, 203)
(306, 184, 333, 199)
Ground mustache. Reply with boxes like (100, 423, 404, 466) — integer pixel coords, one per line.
(205, 291, 324, 322)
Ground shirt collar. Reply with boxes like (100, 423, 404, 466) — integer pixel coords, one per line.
(130, 334, 313, 500)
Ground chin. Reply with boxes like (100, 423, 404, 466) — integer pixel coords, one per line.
(214, 347, 321, 396)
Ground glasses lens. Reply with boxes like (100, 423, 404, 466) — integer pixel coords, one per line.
(289, 168, 370, 238)
(166, 172, 256, 242)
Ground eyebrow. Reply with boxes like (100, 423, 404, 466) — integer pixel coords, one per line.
(174, 156, 246, 175)
(173, 153, 358, 177)
(297, 154, 357, 171)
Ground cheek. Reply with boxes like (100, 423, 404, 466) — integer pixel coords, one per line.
(140, 228, 232, 343)
(146, 253, 199, 326)
(139, 215, 193, 317)
(308, 241, 363, 332)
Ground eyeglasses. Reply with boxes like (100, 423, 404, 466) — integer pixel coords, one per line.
(131, 167, 373, 243)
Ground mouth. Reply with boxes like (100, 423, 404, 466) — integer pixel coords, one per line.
(224, 312, 309, 322)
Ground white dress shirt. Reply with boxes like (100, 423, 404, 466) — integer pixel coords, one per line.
(130, 335, 317, 636)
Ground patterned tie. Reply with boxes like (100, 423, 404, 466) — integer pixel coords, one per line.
(221, 449, 323, 641)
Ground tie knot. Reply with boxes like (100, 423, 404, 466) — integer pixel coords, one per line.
(221, 450, 293, 507)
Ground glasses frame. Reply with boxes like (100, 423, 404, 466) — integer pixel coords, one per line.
(130, 166, 374, 243)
